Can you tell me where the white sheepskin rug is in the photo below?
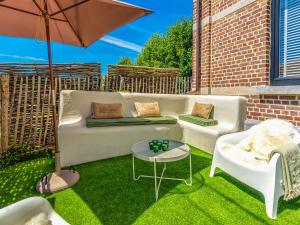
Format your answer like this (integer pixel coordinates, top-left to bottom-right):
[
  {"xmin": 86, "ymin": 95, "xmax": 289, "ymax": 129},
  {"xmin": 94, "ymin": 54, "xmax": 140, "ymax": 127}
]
[
  {"xmin": 242, "ymin": 119, "xmax": 297, "ymax": 160},
  {"xmin": 222, "ymin": 119, "xmax": 299, "ymax": 161},
  {"xmin": 24, "ymin": 212, "xmax": 51, "ymax": 225}
]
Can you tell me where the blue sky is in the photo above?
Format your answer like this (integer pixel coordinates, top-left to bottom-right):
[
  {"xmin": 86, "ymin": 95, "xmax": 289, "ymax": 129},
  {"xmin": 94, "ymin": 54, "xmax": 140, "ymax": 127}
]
[{"xmin": 0, "ymin": 0, "xmax": 192, "ymax": 73}]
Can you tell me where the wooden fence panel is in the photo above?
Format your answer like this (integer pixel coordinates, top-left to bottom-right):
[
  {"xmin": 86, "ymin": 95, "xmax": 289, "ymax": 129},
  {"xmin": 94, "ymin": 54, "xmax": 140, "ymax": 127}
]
[
  {"xmin": 0, "ymin": 63, "xmax": 101, "ymax": 150},
  {"xmin": 106, "ymin": 75, "xmax": 191, "ymax": 94},
  {"xmin": 3, "ymin": 75, "xmax": 99, "ymax": 148}
]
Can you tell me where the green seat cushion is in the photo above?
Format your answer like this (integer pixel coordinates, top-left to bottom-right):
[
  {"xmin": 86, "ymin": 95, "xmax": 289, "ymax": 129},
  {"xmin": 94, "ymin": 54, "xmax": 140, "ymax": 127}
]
[
  {"xmin": 86, "ymin": 116, "xmax": 177, "ymax": 128},
  {"xmin": 179, "ymin": 115, "xmax": 218, "ymax": 126}
]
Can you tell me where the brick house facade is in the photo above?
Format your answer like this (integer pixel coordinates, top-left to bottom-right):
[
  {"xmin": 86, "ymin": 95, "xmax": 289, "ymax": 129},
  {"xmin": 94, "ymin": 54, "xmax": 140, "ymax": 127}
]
[{"xmin": 192, "ymin": 0, "xmax": 300, "ymax": 126}]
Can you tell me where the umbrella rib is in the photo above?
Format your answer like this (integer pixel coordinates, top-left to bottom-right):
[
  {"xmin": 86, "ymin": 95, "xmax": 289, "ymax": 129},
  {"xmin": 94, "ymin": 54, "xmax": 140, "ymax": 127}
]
[
  {"xmin": 0, "ymin": 3, "xmax": 68, "ymax": 23},
  {"xmin": 52, "ymin": 0, "xmax": 85, "ymax": 47},
  {"xmin": 32, "ymin": 0, "xmax": 44, "ymax": 15},
  {"xmin": 0, "ymin": 4, "xmax": 41, "ymax": 17},
  {"xmin": 50, "ymin": 0, "xmax": 90, "ymax": 17}
]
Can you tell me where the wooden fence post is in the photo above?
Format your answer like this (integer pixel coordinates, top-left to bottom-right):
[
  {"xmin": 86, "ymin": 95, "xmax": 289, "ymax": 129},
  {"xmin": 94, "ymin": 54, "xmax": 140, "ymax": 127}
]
[
  {"xmin": 97, "ymin": 63, "xmax": 101, "ymax": 90},
  {"xmin": 1, "ymin": 74, "xmax": 9, "ymax": 152}
]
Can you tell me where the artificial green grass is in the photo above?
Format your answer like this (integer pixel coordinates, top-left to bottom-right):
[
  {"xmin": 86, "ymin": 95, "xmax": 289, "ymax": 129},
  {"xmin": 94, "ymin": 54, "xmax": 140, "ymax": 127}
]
[{"xmin": 1, "ymin": 148, "xmax": 300, "ymax": 225}]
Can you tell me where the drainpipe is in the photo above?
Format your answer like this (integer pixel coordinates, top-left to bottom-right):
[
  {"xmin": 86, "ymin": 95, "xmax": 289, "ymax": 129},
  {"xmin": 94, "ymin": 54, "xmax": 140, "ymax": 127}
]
[
  {"xmin": 208, "ymin": 0, "xmax": 212, "ymax": 95},
  {"xmin": 195, "ymin": 0, "xmax": 201, "ymax": 93}
]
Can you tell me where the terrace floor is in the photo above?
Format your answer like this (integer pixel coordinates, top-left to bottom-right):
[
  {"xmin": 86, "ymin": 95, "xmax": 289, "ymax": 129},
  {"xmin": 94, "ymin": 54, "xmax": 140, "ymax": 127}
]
[{"xmin": 0, "ymin": 148, "xmax": 299, "ymax": 225}]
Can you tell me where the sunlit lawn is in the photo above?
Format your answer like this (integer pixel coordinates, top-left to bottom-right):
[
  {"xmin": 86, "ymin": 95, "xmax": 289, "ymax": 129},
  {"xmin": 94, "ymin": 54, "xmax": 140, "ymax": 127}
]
[{"xmin": 1, "ymin": 148, "xmax": 300, "ymax": 225}]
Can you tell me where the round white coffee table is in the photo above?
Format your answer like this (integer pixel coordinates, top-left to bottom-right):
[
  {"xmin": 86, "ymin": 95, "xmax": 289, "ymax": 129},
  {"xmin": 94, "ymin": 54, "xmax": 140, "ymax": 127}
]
[{"xmin": 132, "ymin": 140, "xmax": 192, "ymax": 201}]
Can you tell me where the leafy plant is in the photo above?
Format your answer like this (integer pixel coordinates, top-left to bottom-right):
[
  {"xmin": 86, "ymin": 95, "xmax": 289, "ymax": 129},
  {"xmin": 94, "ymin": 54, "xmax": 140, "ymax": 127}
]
[
  {"xmin": 118, "ymin": 18, "xmax": 192, "ymax": 77},
  {"xmin": 136, "ymin": 18, "xmax": 192, "ymax": 77},
  {"xmin": 117, "ymin": 56, "xmax": 134, "ymax": 65}
]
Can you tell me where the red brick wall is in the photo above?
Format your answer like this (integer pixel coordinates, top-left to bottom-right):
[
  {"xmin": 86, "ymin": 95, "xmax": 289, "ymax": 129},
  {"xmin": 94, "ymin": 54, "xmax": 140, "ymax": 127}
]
[
  {"xmin": 211, "ymin": 0, "xmax": 270, "ymax": 87},
  {"xmin": 192, "ymin": 0, "xmax": 300, "ymax": 126},
  {"xmin": 247, "ymin": 95, "xmax": 300, "ymax": 126},
  {"xmin": 212, "ymin": 0, "xmax": 241, "ymax": 14}
]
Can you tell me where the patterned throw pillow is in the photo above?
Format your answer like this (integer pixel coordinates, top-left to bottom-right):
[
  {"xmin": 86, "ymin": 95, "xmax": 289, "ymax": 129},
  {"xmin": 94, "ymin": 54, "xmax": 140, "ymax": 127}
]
[
  {"xmin": 191, "ymin": 102, "xmax": 214, "ymax": 119},
  {"xmin": 134, "ymin": 102, "xmax": 161, "ymax": 117},
  {"xmin": 91, "ymin": 103, "xmax": 123, "ymax": 119}
]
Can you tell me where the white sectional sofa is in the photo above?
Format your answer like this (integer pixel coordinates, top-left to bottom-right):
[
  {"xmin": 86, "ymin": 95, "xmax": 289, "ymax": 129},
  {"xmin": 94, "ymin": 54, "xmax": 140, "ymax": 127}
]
[{"xmin": 59, "ymin": 91, "xmax": 246, "ymax": 167}]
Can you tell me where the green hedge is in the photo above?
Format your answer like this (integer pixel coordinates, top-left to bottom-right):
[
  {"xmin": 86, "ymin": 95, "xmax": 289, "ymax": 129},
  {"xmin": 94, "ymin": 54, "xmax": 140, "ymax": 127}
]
[{"xmin": 0, "ymin": 144, "xmax": 54, "ymax": 168}]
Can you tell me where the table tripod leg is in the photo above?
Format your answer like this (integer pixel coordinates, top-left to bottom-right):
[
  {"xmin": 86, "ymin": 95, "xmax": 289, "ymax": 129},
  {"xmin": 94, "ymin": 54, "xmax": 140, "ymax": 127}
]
[
  {"xmin": 189, "ymin": 152, "xmax": 193, "ymax": 186},
  {"xmin": 154, "ymin": 159, "xmax": 158, "ymax": 201},
  {"xmin": 132, "ymin": 155, "xmax": 138, "ymax": 181}
]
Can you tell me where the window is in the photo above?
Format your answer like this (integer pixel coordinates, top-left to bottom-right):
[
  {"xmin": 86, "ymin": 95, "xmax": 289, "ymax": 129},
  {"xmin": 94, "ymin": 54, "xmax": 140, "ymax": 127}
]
[{"xmin": 271, "ymin": 0, "xmax": 300, "ymax": 85}]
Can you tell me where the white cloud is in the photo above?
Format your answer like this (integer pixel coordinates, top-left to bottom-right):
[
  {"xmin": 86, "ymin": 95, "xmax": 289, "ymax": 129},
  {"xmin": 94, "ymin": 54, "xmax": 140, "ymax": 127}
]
[
  {"xmin": 127, "ymin": 25, "xmax": 152, "ymax": 35},
  {"xmin": 101, "ymin": 35, "xmax": 143, "ymax": 53},
  {"xmin": 0, "ymin": 53, "xmax": 47, "ymax": 61}
]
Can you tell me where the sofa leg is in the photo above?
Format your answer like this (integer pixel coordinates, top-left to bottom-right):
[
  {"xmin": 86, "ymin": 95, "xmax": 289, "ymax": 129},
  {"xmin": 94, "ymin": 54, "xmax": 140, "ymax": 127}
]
[{"xmin": 265, "ymin": 193, "xmax": 280, "ymax": 219}]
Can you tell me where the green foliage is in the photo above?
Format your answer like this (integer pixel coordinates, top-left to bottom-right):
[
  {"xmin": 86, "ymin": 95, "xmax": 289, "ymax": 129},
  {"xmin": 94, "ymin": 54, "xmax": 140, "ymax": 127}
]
[
  {"xmin": 117, "ymin": 18, "xmax": 192, "ymax": 76},
  {"xmin": 136, "ymin": 34, "xmax": 166, "ymax": 68},
  {"xmin": 137, "ymin": 18, "xmax": 193, "ymax": 76},
  {"xmin": 0, "ymin": 144, "xmax": 54, "ymax": 168},
  {"xmin": 117, "ymin": 56, "xmax": 134, "ymax": 65}
]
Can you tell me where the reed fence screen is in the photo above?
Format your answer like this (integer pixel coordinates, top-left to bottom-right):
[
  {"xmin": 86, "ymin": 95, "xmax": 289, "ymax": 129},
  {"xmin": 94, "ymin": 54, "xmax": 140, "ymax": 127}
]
[
  {"xmin": 0, "ymin": 63, "xmax": 191, "ymax": 151},
  {"xmin": 104, "ymin": 75, "xmax": 191, "ymax": 94},
  {"xmin": 105, "ymin": 65, "xmax": 191, "ymax": 94},
  {"xmin": 0, "ymin": 63, "xmax": 100, "ymax": 151}
]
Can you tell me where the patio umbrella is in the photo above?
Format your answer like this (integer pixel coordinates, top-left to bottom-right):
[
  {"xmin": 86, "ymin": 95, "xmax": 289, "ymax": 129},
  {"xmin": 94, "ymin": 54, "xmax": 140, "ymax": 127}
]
[{"xmin": 0, "ymin": 0, "xmax": 151, "ymax": 193}]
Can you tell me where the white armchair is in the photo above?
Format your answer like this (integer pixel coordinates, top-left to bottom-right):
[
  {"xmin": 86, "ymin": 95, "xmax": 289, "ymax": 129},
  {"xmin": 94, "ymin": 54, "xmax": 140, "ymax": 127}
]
[
  {"xmin": 210, "ymin": 130, "xmax": 300, "ymax": 219},
  {"xmin": 0, "ymin": 197, "xmax": 69, "ymax": 225}
]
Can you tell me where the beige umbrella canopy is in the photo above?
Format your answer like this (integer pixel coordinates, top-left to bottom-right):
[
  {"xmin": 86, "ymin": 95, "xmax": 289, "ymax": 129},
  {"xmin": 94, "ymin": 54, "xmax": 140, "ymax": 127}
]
[
  {"xmin": 0, "ymin": 0, "xmax": 152, "ymax": 193},
  {"xmin": 0, "ymin": 0, "xmax": 151, "ymax": 47}
]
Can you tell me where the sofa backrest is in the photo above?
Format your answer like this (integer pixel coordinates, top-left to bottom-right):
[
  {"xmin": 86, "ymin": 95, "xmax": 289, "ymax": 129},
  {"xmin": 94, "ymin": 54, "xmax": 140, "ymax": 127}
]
[
  {"xmin": 59, "ymin": 90, "xmax": 246, "ymax": 130},
  {"xmin": 187, "ymin": 95, "xmax": 246, "ymax": 131}
]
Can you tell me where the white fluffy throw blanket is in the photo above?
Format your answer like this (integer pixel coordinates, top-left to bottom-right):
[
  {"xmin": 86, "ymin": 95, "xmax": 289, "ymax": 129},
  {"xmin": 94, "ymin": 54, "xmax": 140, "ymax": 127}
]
[
  {"xmin": 239, "ymin": 119, "xmax": 298, "ymax": 160},
  {"xmin": 223, "ymin": 119, "xmax": 300, "ymax": 200},
  {"xmin": 24, "ymin": 213, "xmax": 51, "ymax": 225}
]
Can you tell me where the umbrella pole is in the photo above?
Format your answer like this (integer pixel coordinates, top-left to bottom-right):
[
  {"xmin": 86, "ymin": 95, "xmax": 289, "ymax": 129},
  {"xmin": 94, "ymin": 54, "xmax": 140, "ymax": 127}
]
[
  {"xmin": 36, "ymin": 12, "xmax": 79, "ymax": 193},
  {"xmin": 45, "ymin": 14, "xmax": 61, "ymax": 176}
]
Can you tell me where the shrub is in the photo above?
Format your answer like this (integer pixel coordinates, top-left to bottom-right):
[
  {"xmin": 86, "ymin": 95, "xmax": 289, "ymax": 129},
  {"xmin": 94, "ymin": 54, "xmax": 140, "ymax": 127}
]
[
  {"xmin": 117, "ymin": 56, "xmax": 134, "ymax": 65},
  {"xmin": 0, "ymin": 144, "xmax": 54, "ymax": 168},
  {"xmin": 136, "ymin": 18, "xmax": 192, "ymax": 77}
]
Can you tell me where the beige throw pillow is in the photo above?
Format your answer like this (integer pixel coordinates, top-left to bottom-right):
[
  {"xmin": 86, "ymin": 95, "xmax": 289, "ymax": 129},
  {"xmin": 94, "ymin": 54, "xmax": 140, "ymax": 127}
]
[
  {"xmin": 135, "ymin": 102, "xmax": 161, "ymax": 117},
  {"xmin": 91, "ymin": 102, "xmax": 123, "ymax": 119},
  {"xmin": 191, "ymin": 102, "xmax": 213, "ymax": 119}
]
